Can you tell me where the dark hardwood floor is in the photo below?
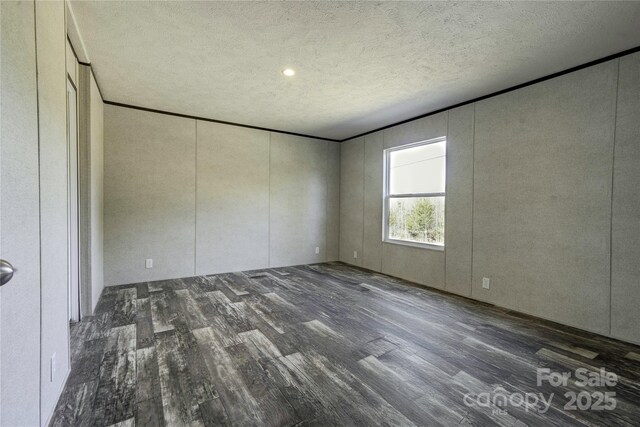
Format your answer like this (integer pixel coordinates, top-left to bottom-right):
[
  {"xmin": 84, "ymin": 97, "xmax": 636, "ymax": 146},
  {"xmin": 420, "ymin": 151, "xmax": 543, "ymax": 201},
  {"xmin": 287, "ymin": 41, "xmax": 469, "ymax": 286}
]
[{"xmin": 50, "ymin": 262, "xmax": 640, "ymax": 426}]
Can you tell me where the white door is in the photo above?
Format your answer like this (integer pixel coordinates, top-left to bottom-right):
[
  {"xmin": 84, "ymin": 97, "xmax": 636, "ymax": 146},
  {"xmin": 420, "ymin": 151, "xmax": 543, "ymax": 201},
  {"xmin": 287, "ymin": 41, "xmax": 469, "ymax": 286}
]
[
  {"xmin": 67, "ymin": 79, "xmax": 80, "ymax": 322},
  {"xmin": 0, "ymin": 1, "xmax": 43, "ymax": 425}
]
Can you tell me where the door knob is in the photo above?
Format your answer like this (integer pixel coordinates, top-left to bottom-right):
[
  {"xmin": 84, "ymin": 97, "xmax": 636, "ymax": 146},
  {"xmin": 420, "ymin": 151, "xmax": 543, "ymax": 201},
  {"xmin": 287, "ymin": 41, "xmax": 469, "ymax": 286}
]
[{"xmin": 0, "ymin": 259, "xmax": 14, "ymax": 286}]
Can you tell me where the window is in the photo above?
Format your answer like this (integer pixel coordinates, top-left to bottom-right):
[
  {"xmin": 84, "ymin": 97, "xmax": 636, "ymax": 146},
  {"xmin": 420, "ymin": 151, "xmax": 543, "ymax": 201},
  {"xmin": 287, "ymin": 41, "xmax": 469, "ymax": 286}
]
[{"xmin": 383, "ymin": 137, "xmax": 446, "ymax": 249}]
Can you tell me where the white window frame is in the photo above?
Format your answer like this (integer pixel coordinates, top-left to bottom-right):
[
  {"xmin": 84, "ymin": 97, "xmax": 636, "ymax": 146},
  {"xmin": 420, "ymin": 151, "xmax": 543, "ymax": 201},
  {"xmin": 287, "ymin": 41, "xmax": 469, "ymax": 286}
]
[{"xmin": 382, "ymin": 136, "xmax": 446, "ymax": 251}]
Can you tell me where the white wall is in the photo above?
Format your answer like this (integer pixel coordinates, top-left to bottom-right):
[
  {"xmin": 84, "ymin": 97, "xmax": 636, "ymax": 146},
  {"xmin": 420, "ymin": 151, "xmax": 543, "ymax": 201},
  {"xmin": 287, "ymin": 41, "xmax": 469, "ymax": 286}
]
[
  {"xmin": 78, "ymin": 63, "xmax": 105, "ymax": 315},
  {"xmin": 269, "ymin": 133, "xmax": 330, "ymax": 267},
  {"xmin": 1, "ymin": 2, "xmax": 87, "ymax": 423},
  {"xmin": 339, "ymin": 137, "xmax": 364, "ymax": 265},
  {"xmin": 104, "ymin": 106, "xmax": 196, "ymax": 285},
  {"xmin": 340, "ymin": 53, "xmax": 640, "ymax": 345},
  {"xmin": 611, "ymin": 53, "xmax": 640, "ymax": 344},
  {"xmin": 104, "ymin": 105, "xmax": 340, "ymax": 285},
  {"xmin": 472, "ymin": 61, "xmax": 617, "ymax": 336},
  {"xmin": 89, "ymin": 73, "xmax": 104, "ymax": 311},
  {"xmin": 326, "ymin": 141, "xmax": 341, "ymax": 261},
  {"xmin": 0, "ymin": 4, "xmax": 105, "ymax": 423},
  {"xmin": 0, "ymin": 2, "xmax": 42, "ymax": 424},
  {"xmin": 361, "ymin": 132, "xmax": 383, "ymax": 272},
  {"xmin": 36, "ymin": 1, "xmax": 71, "ymax": 423},
  {"xmin": 196, "ymin": 122, "xmax": 270, "ymax": 274},
  {"xmin": 443, "ymin": 104, "xmax": 474, "ymax": 297}
]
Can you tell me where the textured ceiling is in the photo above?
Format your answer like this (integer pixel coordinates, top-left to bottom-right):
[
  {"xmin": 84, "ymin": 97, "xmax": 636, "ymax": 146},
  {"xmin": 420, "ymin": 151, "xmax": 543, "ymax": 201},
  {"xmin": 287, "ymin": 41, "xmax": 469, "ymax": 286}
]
[{"xmin": 70, "ymin": 1, "xmax": 640, "ymax": 141}]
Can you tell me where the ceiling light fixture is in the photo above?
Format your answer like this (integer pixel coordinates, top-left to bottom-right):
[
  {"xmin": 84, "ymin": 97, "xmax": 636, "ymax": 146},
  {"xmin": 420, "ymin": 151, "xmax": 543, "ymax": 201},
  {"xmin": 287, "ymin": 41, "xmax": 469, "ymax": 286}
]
[{"xmin": 282, "ymin": 68, "xmax": 295, "ymax": 77}]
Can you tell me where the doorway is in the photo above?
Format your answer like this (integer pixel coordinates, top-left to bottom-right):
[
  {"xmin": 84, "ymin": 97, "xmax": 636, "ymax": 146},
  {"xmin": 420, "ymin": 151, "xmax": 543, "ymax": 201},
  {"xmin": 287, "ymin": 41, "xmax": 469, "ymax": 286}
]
[{"xmin": 67, "ymin": 78, "xmax": 80, "ymax": 322}]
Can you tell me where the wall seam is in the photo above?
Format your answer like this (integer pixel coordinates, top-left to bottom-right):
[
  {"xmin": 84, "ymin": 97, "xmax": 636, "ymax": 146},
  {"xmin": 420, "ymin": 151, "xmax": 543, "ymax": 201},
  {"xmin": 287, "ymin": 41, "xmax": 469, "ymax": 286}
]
[
  {"xmin": 470, "ymin": 102, "xmax": 476, "ymax": 299},
  {"xmin": 325, "ymin": 142, "xmax": 329, "ymax": 262},
  {"xmin": 268, "ymin": 132, "xmax": 272, "ymax": 267},
  {"xmin": 337, "ymin": 143, "xmax": 342, "ymax": 265},
  {"xmin": 361, "ymin": 137, "xmax": 365, "ymax": 268},
  {"xmin": 194, "ymin": 120, "xmax": 198, "ymax": 275},
  {"xmin": 33, "ymin": 0, "xmax": 43, "ymax": 423},
  {"xmin": 379, "ymin": 134, "xmax": 384, "ymax": 272},
  {"xmin": 609, "ymin": 59, "xmax": 621, "ymax": 337},
  {"xmin": 86, "ymin": 68, "xmax": 92, "ymax": 315}
]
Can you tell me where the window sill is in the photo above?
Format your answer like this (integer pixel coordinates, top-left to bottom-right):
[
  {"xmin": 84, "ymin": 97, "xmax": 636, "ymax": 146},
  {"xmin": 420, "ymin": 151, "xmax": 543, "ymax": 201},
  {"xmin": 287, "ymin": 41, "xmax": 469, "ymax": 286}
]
[{"xmin": 383, "ymin": 239, "xmax": 445, "ymax": 252}]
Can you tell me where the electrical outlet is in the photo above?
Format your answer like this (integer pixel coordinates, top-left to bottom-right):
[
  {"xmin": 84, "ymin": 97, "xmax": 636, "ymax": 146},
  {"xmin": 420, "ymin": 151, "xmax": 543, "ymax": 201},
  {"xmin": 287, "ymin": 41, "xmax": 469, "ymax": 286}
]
[
  {"xmin": 315, "ymin": 247, "xmax": 320, "ymax": 254},
  {"xmin": 353, "ymin": 251, "xmax": 358, "ymax": 259},
  {"xmin": 482, "ymin": 277, "xmax": 490, "ymax": 289},
  {"xmin": 50, "ymin": 353, "xmax": 56, "ymax": 382},
  {"xmin": 145, "ymin": 258, "xmax": 153, "ymax": 269}
]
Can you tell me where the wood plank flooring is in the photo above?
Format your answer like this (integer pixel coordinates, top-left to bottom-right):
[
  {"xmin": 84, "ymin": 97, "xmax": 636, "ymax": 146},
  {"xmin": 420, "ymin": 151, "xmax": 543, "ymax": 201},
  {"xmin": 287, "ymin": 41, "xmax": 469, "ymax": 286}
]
[{"xmin": 50, "ymin": 262, "xmax": 640, "ymax": 426}]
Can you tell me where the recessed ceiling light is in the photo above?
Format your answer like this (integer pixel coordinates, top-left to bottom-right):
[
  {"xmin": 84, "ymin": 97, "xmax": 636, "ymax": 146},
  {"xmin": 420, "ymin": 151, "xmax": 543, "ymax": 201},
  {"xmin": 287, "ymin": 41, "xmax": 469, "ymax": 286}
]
[{"xmin": 282, "ymin": 68, "xmax": 295, "ymax": 77}]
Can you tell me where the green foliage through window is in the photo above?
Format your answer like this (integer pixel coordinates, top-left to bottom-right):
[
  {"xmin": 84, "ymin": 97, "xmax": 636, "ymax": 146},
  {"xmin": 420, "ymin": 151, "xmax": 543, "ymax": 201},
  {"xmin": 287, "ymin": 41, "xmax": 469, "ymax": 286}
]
[{"xmin": 388, "ymin": 197, "xmax": 444, "ymax": 245}]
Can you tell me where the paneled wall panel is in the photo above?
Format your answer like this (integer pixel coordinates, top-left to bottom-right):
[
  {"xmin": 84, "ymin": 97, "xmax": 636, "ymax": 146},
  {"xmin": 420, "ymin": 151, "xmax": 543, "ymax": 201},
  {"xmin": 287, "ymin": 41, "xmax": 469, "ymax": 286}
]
[
  {"xmin": 0, "ymin": 2, "xmax": 41, "ymax": 424},
  {"xmin": 269, "ymin": 134, "xmax": 328, "ymax": 267},
  {"xmin": 381, "ymin": 243, "xmax": 445, "ymax": 288},
  {"xmin": 472, "ymin": 61, "xmax": 617, "ymax": 335},
  {"xmin": 196, "ymin": 122, "xmax": 269, "ymax": 274},
  {"xmin": 444, "ymin": 105, "xmax": 474, "ymax": 297},
  {"xmin": 326, "ymin": 141, "xmax": 341, "ymax": 261},
  {"xmin": 362, "ymin": 132, "xmax": 383, "ymax": 272},
  {"xmin": 89, "ymin": 74, "xmax": 105, "ymax": 311},
  {"xmin": 611, "ymin": 53, "xmax": 640, "ymax": 344},
  {"xmin": 36, "ymin": 1, "xmax": 71, "ymax": 422},
  {"xmin": 339, "ymin": 137, "xmax": 364, "ymax": 266},
  {"xmin": 104, "ymin": 106, "xmax": 196, "ymax": 285}
]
